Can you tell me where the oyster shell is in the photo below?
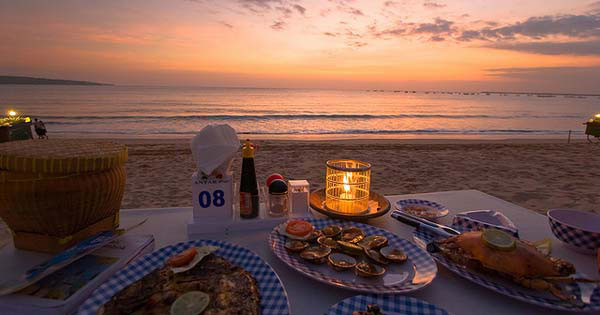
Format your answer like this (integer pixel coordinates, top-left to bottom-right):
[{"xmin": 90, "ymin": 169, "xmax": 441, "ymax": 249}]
[
  {"xmin": 284, "ymin": 240, "xmax": 309, "ymax": 252},
  {"xmin": 321, "ymin": 225, "xmax": 342, "ymax": 238},
  {"xmin": 340, "ymin": 226, "xmax": 365, "ymax": 243},
  {"xmin": 337, "ymin": 240, "xmax": 364, "ymax": 256},
  {"xmin": 328, "ymin": 253, "xmax": 357, "ymax": 271},
  {"xmin": 355, "ymin": 261, "xmax": 386, "ymax": 277},
  {"xmin": 364, "ymin": 248, "xmax": 389, "ymax": 265},
  {"xmin": 317, "ymin": 236, "xmax": 339, "ymax": 249},
  {"xmin": 380, "ymin": 246, "xmax": 408, "ymax": 263},
  {"xmin": 358, "ymin": 235, "xmax": 388, "ymax": 250},
  {"xmin": 304, "ymin": 230, "xmax": 323, "ymax": 242},
  {"xmin": 299, "ymin": 246, "xmax": 331, "ymax": 264}
]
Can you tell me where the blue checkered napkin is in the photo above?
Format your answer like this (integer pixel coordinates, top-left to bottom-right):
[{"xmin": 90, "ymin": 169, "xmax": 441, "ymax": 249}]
[
  {"xmin": 326, "ymin": 294, "xmax": 451, "ymax": 315},
  {"xmin": 395, "ymin": 199, "xmax": 449, "ymax": 219},
  {"xmin": 451, "ymin": 215, "xmax": 520, "ymax": 238},
  {"xmin": 548, "ymin": 217, "xmax": 600, "ymax": 251},
  {"xmin": 413, "ymin": 228, "xmax": 600, "ymax": 312},
  {"xmin": 78, "ymin": 240, "xmax": 290, "ymax": 315},
  {"xmin": 269, "ymin": 217, "xmax": 437, "ymax": 294}
]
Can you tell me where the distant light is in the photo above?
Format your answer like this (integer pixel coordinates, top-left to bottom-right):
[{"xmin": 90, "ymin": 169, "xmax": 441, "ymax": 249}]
[
  {"xmin": 8, "ymin": 110, "xmax": 17, "ymax": 117},
  {"xmin": 596, "ymin": 113, "xmax": 600, "ymax": 118}
]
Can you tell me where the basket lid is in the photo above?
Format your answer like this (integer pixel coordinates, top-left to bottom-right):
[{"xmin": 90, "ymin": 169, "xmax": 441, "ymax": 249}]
[{"xmin": 0, "ymin": 139, "xmax": 128, "ymax": 174}]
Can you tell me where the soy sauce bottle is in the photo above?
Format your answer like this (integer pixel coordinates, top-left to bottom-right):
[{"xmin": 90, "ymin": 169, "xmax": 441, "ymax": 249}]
[{"xmin": 240, "ymin": 139, "xmax": 259, "ymax": 219}]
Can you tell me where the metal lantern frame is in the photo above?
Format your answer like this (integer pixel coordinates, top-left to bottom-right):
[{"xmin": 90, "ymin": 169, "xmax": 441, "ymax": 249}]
[{"xmin": 325, "ymin": 159, "xmax": 371, "ymax": 214}]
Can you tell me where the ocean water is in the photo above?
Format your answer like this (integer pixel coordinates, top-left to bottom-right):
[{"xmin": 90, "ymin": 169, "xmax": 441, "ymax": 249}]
[{"xmin": 1, "ymin": 85, "xmax": 598, "ymax": 139}]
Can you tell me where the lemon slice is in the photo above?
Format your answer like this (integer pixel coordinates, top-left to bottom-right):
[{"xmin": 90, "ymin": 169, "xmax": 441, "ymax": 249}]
[
  {"xmin": 531, "ymin": 239, "xmax": 552, "ymax": 256},
  {"xmin": 481, "ymin": 229, "xmax": 515, "ymax": 251},
  {"xmin": 170, "ymin": 291, "xmax": 210, "ymax": 315}
]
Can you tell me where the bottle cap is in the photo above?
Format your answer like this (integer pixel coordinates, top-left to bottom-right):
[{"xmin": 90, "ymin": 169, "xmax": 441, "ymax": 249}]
[
  {"xmin": 242, "ymin": 139, "xmax": 255, "ymax": 158},
  {"xmin": 269, "ymin": 179, "xmax": 288, "ymax": 194},
  {"xmin": 266, "ymin": 173, "xmax": 284, "ymax": 187}
]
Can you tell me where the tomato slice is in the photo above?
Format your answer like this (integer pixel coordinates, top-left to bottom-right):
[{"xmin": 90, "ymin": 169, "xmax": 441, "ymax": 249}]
[
  {"xmin": 286, "ymin": 220, "xmax": 313, "ymax": 237},
  {"xmin": 167, "ymin": 248, "xmax": 198, "ymax": 267}
]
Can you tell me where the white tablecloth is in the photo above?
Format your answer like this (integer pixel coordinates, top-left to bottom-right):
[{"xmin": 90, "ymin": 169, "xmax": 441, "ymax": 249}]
[{"xmin": 1, "ymin": 190, "xmax": 597, "ymax": 314}]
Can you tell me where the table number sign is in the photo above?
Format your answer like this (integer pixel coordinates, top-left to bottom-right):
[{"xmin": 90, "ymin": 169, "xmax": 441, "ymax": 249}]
[{"xmin": 191, "ymin": 172, "xmax": 233, "ymax": 222}]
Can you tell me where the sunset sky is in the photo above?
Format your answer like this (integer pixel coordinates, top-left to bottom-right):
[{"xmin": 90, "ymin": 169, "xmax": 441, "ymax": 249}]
[{"xmin": 1, "ymin": 0, "xmax": 600, "ymax": 92}]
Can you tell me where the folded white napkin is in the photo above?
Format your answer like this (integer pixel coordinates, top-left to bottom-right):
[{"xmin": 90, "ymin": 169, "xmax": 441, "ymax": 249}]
[{"xmin": 190, "ymin": 124, "xmax": 240, "ymax": 176}]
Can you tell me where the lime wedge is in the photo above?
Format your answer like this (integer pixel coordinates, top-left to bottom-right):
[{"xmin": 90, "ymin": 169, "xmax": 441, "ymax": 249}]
[
  {"xmin": 481, "ymin": 229, "xmax": 515, "ymax": 251},
  {"xmin": 531, "ymin": 238, "xmax": 552, "ymax": 256},
  {"xmin": 170, "ymin": 291, "xmax": 210, "ymax": 315}
]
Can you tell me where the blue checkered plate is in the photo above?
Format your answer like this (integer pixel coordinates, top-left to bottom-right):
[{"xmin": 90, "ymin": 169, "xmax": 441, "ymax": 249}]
[
  {"xmin": 395, "ymin": 199, "xmax": 449, "ymax": 220},
  {"xmin": 326, "ymin": 294, "xmax": 451, "ymax": 315},
  {"xmin": 413, "ymin": 228, "xmax": 600, "ymax": 312},
  {"xmin": 78, "ymin": 239, "xmax": 290, "ymax": 315},
  {"xmin": 269, "ymin": 217, "xmax": 437, "ymax": 293}
]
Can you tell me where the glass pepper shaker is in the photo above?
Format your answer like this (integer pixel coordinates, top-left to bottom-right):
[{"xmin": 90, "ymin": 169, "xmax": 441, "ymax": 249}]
[{"xmin": 268, "ymin": 179, "xmax": 288, "ymax": 217}]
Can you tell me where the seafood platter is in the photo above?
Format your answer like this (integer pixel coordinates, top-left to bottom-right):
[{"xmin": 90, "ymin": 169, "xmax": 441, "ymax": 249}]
[
  {"xmin": 269, "ymin": 218, "xmax": 437, "ymax": 293},
  {"xmin": 415, "ymin": 227, "xmax": 600, "ymax": 312},
  {"xmin": 79, "ymin": 240, "xmax": 290, "ymax": 315}
]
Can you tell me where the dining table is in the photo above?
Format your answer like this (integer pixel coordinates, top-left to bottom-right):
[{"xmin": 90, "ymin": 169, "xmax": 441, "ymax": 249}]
[{"xmin": 0, "ymin": 189, "xmax": 598, "ymax": 314}]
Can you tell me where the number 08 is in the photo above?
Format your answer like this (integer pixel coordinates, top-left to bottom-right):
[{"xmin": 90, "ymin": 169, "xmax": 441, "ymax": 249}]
[{"xmin": 199, "ymin": 190, "xmax": 225, "ymax": 208}]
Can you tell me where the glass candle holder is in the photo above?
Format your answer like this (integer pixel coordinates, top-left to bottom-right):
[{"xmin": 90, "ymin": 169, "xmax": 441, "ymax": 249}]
[{"xmin": 325, "ymin": 160, "xmax": 371, "ymax": 214}]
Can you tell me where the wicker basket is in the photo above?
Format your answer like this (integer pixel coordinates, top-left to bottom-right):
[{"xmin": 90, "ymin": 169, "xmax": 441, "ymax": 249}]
[{"xmin": 0, "ymin": 139, "xmax": 128, "ymax": 253}]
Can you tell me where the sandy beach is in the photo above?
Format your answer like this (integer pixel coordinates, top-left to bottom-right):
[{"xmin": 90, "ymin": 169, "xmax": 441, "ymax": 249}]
[
  {"xmin": 118, "ymin": 138, "xmax": 599, "ymax": 215},
  {"xmin": 1, "ymin": 138, "xmax": 599, "ymax": 249}
]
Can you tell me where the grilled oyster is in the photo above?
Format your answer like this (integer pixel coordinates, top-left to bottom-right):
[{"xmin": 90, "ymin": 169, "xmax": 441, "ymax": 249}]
[
  {"xmin": 321, "ymin": 225, "xmax": 342, "ymax": 238},
  {"xmin": 380, "ymin": 246, "xmax": 408, "ymax": 263},
  {"xmin": 337, "ymin": 240, "xmax": 364, "ymax": 256},
  {"xmin": 304, "ymin": 230, "xmax": 323, "ymax": 242},
  {"xmin": 341, "ymin": 226, "xmax": 365, "ymax": 243},
  {"xmin": 317, "ymin": 236, "xmax": 339, "ymax": 249},
  {"xmin": 355, "ymin": 261, "xmax": 386, "ymax": 277},
  {"xmin": 358, "ymin": 235, "xmax": 388, "ymax": 250},
  {"xmin": 284, "ymin": 240, "xmax": 309, "ymax": 252},
  {"xmin": 364, "ymin": 248, "xmax": 389, "ymax": 265},
  {"xmin": 328, "ymin": 253, "xmax": 357, "ymax": 271},
  {"xmin": 299, "ymin": 246, "xmax": 331, "ymax": 264}
]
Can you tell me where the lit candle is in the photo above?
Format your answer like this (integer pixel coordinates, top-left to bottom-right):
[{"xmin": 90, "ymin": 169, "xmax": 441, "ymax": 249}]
[{"xmin": 338, "ymin": 173, "xmax": 354, "ymax": 213}]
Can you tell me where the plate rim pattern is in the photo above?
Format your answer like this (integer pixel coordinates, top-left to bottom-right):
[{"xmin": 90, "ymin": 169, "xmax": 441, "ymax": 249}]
[{"xmin": 326, "ymin": 294, "xmax": 452, "ymax": 315}]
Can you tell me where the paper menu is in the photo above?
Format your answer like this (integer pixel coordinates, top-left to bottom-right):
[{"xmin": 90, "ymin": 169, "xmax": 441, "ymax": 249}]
[{"xmin": 0, "ymin": 234, "xmax": 154, "ymax": 315}]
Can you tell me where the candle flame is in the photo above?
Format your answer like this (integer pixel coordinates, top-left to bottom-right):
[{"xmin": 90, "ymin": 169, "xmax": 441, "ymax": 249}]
[{"xmin": 343, "ymin": 174, "xmax": 350, "ymax": 192}]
